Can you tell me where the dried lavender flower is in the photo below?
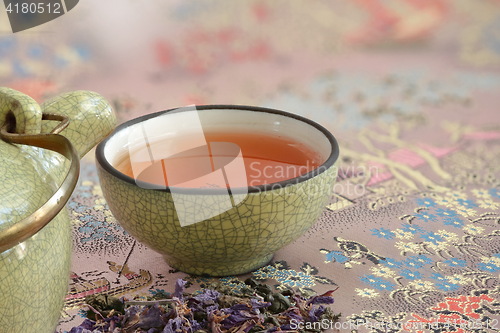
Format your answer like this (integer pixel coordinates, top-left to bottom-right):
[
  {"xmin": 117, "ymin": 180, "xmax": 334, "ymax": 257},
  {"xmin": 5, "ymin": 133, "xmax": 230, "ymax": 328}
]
[{"xmin": 67, "ymin": 278, "xmax": 339, "ymax": 333}]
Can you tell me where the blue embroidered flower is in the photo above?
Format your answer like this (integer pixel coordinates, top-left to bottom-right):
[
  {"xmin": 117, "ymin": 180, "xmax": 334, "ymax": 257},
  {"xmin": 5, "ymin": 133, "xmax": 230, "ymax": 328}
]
[
  {"xmin": 443, "ymin": 258, "xmax": 466, "ymax": 267},
  {"xmin": 429, "ymin": 273, "xmax": 446, "ymax": 281},
  {"xmin": 455, "ymin": 198, "xmax": 478, "ymax": 209},
  {"xmin": 478, "ymin": 262, "xmax": 500, "ymax": 272},
  {"xmin": 78, "ymin": 214, "xmax": 95, "ymax": 223},
  {"xmin": 68, "ymin": 200, "xmax": 88, "ymax": 213},
  {"xmin": 489, "ymin": 188, "xmax": 500, "ymax": 199},
  {"xmin": 381, "ymin": 258, "xmax": 402, "ymax": 268},
  {"xmin": 79, "ymin": 227, "xmax": 116, "ymax": 243},
  {"xmin": 477, "ymin": 256, "xmax": 500, "ymax": 273},
  {"xmin": 253, "ymin": 264, "xmax": 279, "ymax": 279},
  {"xmin": 414, "ymin": 212, "xmax": 437, "ymax": 222},
  {"xmin": 421, "ymin": 232, "xmax": 445, "ymax": 245},
  {"xmin": 400, "ymin": 269, "xmax": 423, "ymax": 280},
  {"xmin": 401, "ymin": 224, "xmax": 425, "ymax": 235},
  {"xmin": 416, "ymin": 198, "xmax": 436, "ymax": 207},
  {"xmin": 435, "ymin": 281, "xmax": 460, "ymax": 291},
  {"xmin": 149, "ymin": 288, "xmax": 169, "ymax": 298},
  {"xmin": 371, "ymin": 228, "xmax": 395, "ymax": 240},
  {"xmin": 434, "ymin": 208, "xmax": 459, "ymax": 219},
  {"xmin": 217, "ymin": 277, "xmax": 248, "ymax": 295},
  {"xmin": 77, "ymin": 308, "xmax": 88, "ymax": 318},
  {"xmin": 360, "ymin": 275, "xmax": 395, "ymax": 291},
  {"xmin": 403, "ymin": 255, "xmax": 433, "ymax": 269},
  {"xmin": 275, "ymin": 270, "xmax": 316, "ymax": 288},
  {"xmin": 443, "ymin": 217, "xmax": 464, "ymax": 228},
  {"xmin": 323, "ymin": 250, "xmax": 350, "ymax": 263}
]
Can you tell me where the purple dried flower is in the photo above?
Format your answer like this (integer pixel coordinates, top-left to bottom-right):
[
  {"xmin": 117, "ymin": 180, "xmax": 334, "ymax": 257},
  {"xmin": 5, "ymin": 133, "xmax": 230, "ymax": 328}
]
[
  {"xmin": 141, "ymin": 304, "xmax": 166, "ymax": 327},
  {"xmin": 282, "ymin": 307, "xmax": 303, "ymax": 322},
  {"xmin": 204, "ymin": 304, "xmax": 219, "ymax": 315},
  {"xmin": 68, "ymin": 319, "xmax": 97, "ymax": 333},
  {"xmin": 218, "ymin": 302, "xmax": 266, "ymax": 332},
  {"xmin": 162, "ymin": 316, "xmax": 188, "ymax": 333},
  {"xmin": 308, "ymin": 304, "xmax": 326, "ymax": 322},
  {"xmin": 228, "ymin": 303, "xmax": 252, "ymax": 312},
  {"xmin": 278, "ymin": 323, "xmax": 293, "ymax": 331},
  {"xmin": 173, "ymin": 279, "xmax": 187, "ymax": 299},
  {"xmin": 124, "ymin": 303, "xmax": 166, "ymax": 331},
  {"xmin": 306, "ymin": 295, "xmax": 335, "ymax": 305},
  {"xmin": 221, "ymin": 315, "xmax": 259, "ymax": 332},
  {"xmin": 68, "ymin": 327, "xmax": 93, "ymax": 333},
  {"xmin": 190, "ymin": 318, "xmax": 203, "ymax": 331},
  {"xmin": 186, "ymin": 289, "xmax": 221, "ymax": 327},
  {"xmin": 193, "ymin": 289, "xmax": 220, "ymax": 303},
  {"xmin": 106, "ymin": 315, "xmax": 121, "ymax": 331},
  {"xmin": 121, "ymin": 305, "xmax": 140, "ymax": 326},
  {"xmin": 250, "ymin": 298, "xmax": 271, "ymax": 310},
  {"xmin": 188, "ymin": 288, "xmax": 220, "ymax": 313},
  {"xmin": 67, "ymin": 279, "xmax": 338, "ymax": 333}
]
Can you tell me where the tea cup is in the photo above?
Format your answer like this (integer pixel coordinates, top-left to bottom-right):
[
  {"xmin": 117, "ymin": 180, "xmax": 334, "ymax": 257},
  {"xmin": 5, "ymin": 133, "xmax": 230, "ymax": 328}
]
[{"xmin": 96, "ymin": 105, "xmax": 339, "ymax": 276}]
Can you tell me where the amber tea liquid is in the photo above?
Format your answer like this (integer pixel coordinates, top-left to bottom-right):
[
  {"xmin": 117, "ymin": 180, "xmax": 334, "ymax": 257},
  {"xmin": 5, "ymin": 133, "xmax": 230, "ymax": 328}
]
[{"xmin": 115, "ymin": 130, "xmax": 322, "ymax": 188}]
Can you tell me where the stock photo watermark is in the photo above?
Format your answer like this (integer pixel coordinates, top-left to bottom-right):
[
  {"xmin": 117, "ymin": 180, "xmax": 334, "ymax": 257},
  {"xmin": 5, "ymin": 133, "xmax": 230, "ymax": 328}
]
[
  {"xmin": 3, "ymin": 0, "xmax": 79, "ymax": 32},
  {"xmin": 290, "ymin": 318, "xmax": 499, "ymax": 331}
]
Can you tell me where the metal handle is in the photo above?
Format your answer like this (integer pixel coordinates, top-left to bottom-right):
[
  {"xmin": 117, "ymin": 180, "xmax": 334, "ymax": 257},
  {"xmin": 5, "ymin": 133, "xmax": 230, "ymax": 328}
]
[{"xmin": 0, "ymin": 114, "xmax": 80, "ymax": 253}]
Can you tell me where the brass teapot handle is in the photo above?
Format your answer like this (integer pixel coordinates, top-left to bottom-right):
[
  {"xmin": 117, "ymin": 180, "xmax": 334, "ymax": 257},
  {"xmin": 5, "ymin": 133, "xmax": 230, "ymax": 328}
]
[{"xmin": 0, "ymin": 114, "xmax": 79, "ymax": 253}]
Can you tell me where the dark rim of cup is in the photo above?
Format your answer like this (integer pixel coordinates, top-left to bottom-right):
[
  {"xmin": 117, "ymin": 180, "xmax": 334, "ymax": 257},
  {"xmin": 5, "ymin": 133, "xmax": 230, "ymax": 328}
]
[{"xmin": 96, "ymin": 105, "xmax": 339, "ymax": 194}]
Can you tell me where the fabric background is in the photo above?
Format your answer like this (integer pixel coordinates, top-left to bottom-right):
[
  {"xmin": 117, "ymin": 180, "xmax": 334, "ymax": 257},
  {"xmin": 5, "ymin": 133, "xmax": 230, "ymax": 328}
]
[{"xmin": 1, "ymin": 1, "xmax": 500, "ymax": 332}]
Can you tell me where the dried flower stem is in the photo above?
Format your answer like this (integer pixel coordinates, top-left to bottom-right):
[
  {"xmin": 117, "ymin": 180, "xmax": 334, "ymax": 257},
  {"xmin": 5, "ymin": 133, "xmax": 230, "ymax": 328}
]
[{"xmin": 124, "ymin": 299, "xmax": 177, "ymax": 306}]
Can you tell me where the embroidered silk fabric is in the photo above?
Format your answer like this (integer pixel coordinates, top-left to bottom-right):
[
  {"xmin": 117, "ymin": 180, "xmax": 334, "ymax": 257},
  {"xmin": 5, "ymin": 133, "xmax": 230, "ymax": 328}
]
[{"xmin": 2, "ymin": 1, "xmax": 499, "ymax": 332}]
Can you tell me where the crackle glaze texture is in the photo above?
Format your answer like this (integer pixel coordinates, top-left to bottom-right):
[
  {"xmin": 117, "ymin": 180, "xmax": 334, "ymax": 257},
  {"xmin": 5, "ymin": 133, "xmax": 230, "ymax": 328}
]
[
  {"xmin": 98, "ymin": 160, "xmax": 338, "ymax": 276},
  {"xmin": 0, "ymin": 88, "xmax": 115, "ymax": 333}
]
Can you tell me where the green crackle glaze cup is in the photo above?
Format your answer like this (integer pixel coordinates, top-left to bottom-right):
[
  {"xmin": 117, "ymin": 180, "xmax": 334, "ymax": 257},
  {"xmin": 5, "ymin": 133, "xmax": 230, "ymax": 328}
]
[
  {"xmin": 0, "ymin": 87, "xmax": 116, "ymax": 333},
  {"xmin": 96, "ymin": 105, "xmax": 339, "ymax": 276}
]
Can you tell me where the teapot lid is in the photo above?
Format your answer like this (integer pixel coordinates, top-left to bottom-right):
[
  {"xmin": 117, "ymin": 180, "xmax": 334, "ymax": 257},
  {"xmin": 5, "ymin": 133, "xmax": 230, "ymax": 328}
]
[{"xmin": 0, "ymin": 87, "xmax": 115, "ymax": 252}]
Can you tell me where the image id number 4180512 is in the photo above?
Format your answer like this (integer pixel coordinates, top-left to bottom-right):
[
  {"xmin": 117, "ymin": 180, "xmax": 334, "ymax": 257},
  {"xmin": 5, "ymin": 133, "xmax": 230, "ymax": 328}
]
[{"xmin": 5, "ymin": 1, "xmax": 62, "ymax": 14}]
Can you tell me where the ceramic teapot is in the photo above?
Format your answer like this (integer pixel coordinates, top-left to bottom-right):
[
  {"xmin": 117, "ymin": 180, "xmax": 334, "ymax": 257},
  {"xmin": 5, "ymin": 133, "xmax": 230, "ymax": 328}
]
[{"xmin": 0, "ymin": 87, "xmax": 115, "ymax": 332}]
